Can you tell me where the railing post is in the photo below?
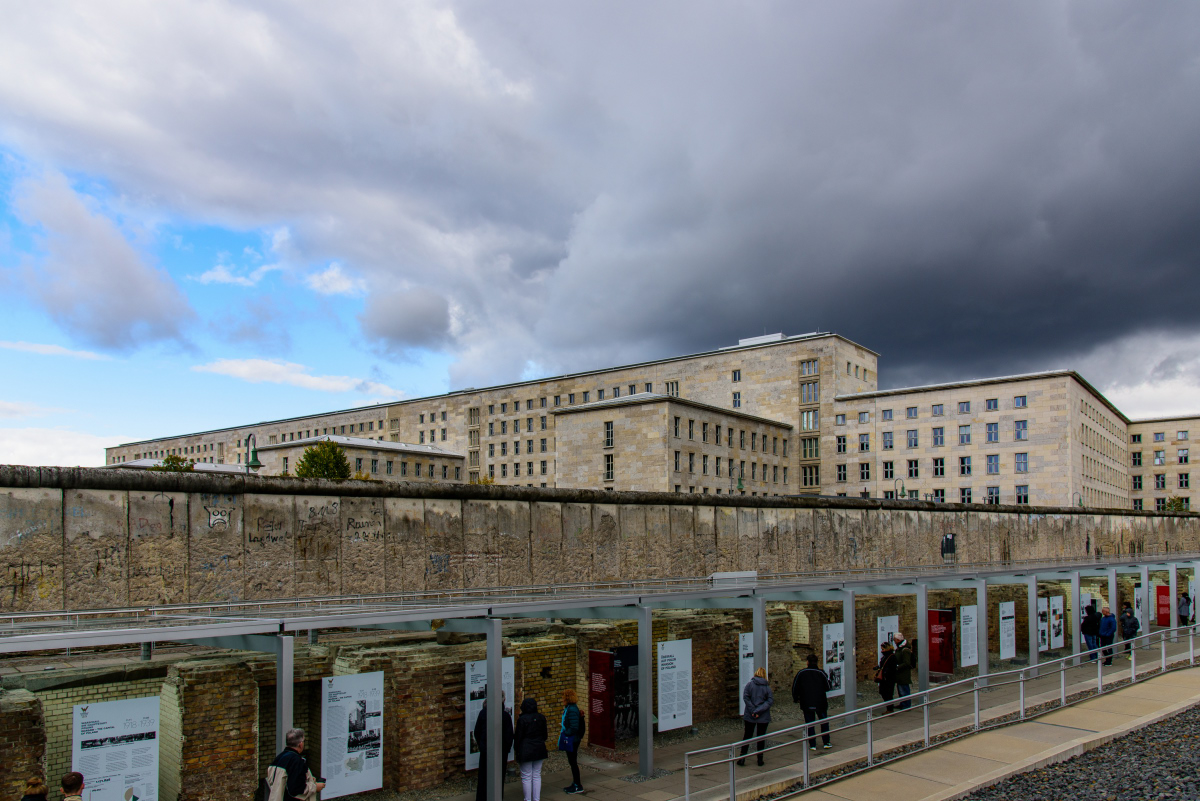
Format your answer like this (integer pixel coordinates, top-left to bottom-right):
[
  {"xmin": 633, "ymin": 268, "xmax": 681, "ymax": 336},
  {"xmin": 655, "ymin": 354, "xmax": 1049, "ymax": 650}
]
[
  {"xmin": 1190, "ymin": 628, "xmax": 1195, "ymax": 665},
  {"xmin": 1019, "ymin": 670, "xmax": 1026, "ymax": 719},
  {"xmin": 1059, "ymin": 660, "xmax": 1066, "ymax": 706},
  {"xmin": 729, "ymin": 747, "xmax": 736, "ymax": 801},
  {"xmin": 973, "ymin": 679, "xmax": 980, "ymax": 730},
  {"xmin": 923, "ymin": 691, "xmax": 930, "ymax": 747},
  {"xmin": 866, "ymin": 706, "xmax": 874, "ymax": 766},
  {"xmin": 1162, "ymin": 633, "xmax": 1168, "ymax": 672},
  {"xmin": 1131, "ymin": 638, "xmax": 1138, "ymax": 682},
  {"xmin": 684, "ymin": 754, "xmax": 690, "ymax": 801},
  {"xmin": 1097, "ymin": 647, "xmax": 1104, "ymax": 693},
  {"xmin": 802, "ymin": 737, "xmax": 810, "ymax": 787}
]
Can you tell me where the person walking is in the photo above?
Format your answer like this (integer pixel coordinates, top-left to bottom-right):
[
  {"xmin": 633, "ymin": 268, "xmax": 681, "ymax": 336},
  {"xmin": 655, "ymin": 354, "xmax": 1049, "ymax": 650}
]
[
  {"xmin": 20, "ymin": 776, "xmax": 49, "ymax": 801},
  {"xmin": 737, "ymin": 667, "xmax": 774, "ymax": 767},
  {"xmin": 267, "ymin": 728, "xmax": 324, "ymax": 801},
  {"xmin": 474, "ymin": 694, "xmax": 515, "ymax": 801},
  {"xmin": 1099, "ymin": 606, "xmax": 1117, "ymax": 665},
  {"xmin": 791, "ymin": 654, "xmax": 832, "ymax": 750},
  {"xmin": 1179, "ymin": 593, "xmax": 1192, "ymax": 629},
  {"xmin": 875, "ymin": 641, "xmax": 897, "ymax": 712},
  {"xmin": 558, "ymin": 688, "xmax": 585, "ymax": 794},
  {"xmin": 59, "ymin": 773, "xmax": 85, "ymax": 801},
  {"xmin": 893, "ymin": 633, "xmax": 914, "ymax": 710},
  {"xmin": 1081, "ymin": 603, "xmax": 1101, "ymax": 660},
  {"xmin": 514, "ymin": 696, "xmax": 549, "ymax": 801},
  {"xmin": 1120, "ymin": 603, "xmax": 1141, "ymax": 655}
]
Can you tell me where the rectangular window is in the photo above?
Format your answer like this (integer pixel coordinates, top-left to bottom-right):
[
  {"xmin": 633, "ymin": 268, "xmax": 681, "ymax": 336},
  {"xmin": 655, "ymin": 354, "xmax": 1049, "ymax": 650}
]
[
  {"xmin": 802, "ymin": 465, "xmax": 820, "ymax": 486},
  {"xmin": 401, "ymin": 461, "xmax": 409, "ymax": 477},
  {"xmin": 958, "ymin": 401, "xmax": 970, "ymax": 414},
  {"xmin": 500, "ymin": 402, "xmax": 508, "ymax": 414},
  {"xmin": 716, "ymin": 424, "xmax": 723, "ymax": 443},
  {"xmin": 1015, "ymin": 452, "xmax": 1029, "ymax": 473},
  {"xmin": 702, "ymin": 422, "xmax": 709, "ymax": 443},
  {"xmin": 1132, "ymin": 452, "xmax": 1142, "ymax": 467},
  {"xmin": 1015, "ymin": 485, "xmax": 1029, "ymax": 504},
  {"xmin": 837, "ymin": 464, "xmax": 847, "ymax": 482},
  {"xmin": 751, "ymin": 463, "xmax": 757, "ymax": 480},
  {"xmin": 702, "ymin": 454, "xmax": 709, "ymax": 475},
  {"xmin": 645, "ymin": 382, "xmax": 653, "ymax": 393},
  {"xmin": 801, "ymin": 381, "xmax": 819, "ymax": 404},
  {"xmin": 540, "ymin": 438, "xmax": 547, "ymax": 452},
  {"xmin": 688, "ymin": 419, "xmax": 695, "ymax": 440},
  {"xmin": 986, "ymin": 454, "xmax": 999, "ymax": 475},
  {"xmin": 1155, "ymin": 474, "xmax": 1167, "ymax": 490},
  {"xmin": 354, "ymin": 457, "xmax": 361, "ymax": 472},
  {"xmin": 732, "ymin": 391, "xmax": 741, "ymax": 408},
  {"xmin": 860, "ymin": 462, "xmax": 871, "ymax": 481},
  {"xmin": 906, "ymin": 406, "xmax": 918, "ymax": 419},
  {"xmin": 1180, "ymin": 473, "xmax": 1190, "ymax": 489},
  {"xmin": 801, "ymin": 410, "xmax": 819, "ymax": 430},
  {"xmin": 933, "ymin": 488, "xmax": 945, "ymax": 503},
  {"xmin": 568, "ymin": 393, "xmax": 575, "ymax": 404},
  {"xmin": 527, "ymin": 418, "xmax": 533, "ymax": 432},
  {"xmin": 1155, "ymin": 450, "xmax": 1166, "ymax": 465},
  {"xmin": 1014, "ymin": 395, "xmax": 1027, "ymax": 408},
  {"xmin": 583, "ymin": 391, "xmax": 590, "ymax": 402},
  {"xmin": 783, "ymin": 467, "xmax": 788, "ymax": 485},
  {"xmin": 674, "ymin": 416, "xmax": 681, "ymax": 437},
  {"xmin": 1132, "ymin": 475, "xmax": 1143, "ymax": 491},
  {"xmin": 604, "ymin": 421, "xmax": 614, "ymax": 447},
  {"xmin": 629, "ymin": 384, "xmax": 637, "ymax": 396},
  {"xmin": 1155, "ymin": 432, "xmax": 1165, "ymax": 442},
  {"xmin": 604, "ymin": 453, "xmax": 614, "ymax": 481},
  {"xmin": 386, "ymin": 461, "xmax": 393, "ymax": 475},
  {"xmin": 882, "ymin": 431, "xmax": 894, "ymax": 450},
  {"xmin": 732, "ymin": 369, "xmax": 741, "ymax": 382},
  {"xmin": 554, "ymin": 395, "xmax": 561, "ymax": 406},
  {"xmin": 802, "ymin": 437, "xmax": 819, "ymax": 459},
  {"xmin": 959, "ymin": 425, "xmax": 971, "ymax": 445},
  {"xmin": 1180, "ymin": 448, "xmax": 1190, "ymax": 465},
  {"xmin": 541, "ymin": 416, "xmax": 547, "ymax": 430},
  {"xmin": 1130, "ymin": 433, "xmax": 1142, "ymax": 443},
  {"xmin": 959, "ymin": 456, "xmax": 972, "ymax": 476},
  {"xmin": 1015, "ymin": 420, "xmax": 1028, "ymax": 441},
  {"xmin": 836, "ymin": 435, "xmax": 846, "ymax": 454},
  {"xmin": 1132, "ymin": 498, "xmax": 1143, "ymax": 510},
  {"xmin": 933, "ymin": 457, "xmax": 945, "ymax": 477},
  {"xmin": 740, "ymin": 430, "xmax": 746, "ymax": 448},
  {"xmin": 715, "ymin": 457, "xmax": 722, "ymax": 476},
  {"xmin": 836, "ymin": 414, "xmax": 846, "ymax": 425},
  {"xmin": 688, "ymin": 452, "xmax": 695, "ymax": 473},
  {"xmin": 443, "ymin": 465, "xmax": 449, "ymax": 480},
  {"xmin": 500, "ymin": 421, "xmax": 507, "ymax": 435},
  {"xmin": 859, "ymin": 433, "xmax": 870, "ymax": 452},
  {"xmin": 500, "ymin": 442, "xmax": 507, "ymax": 456},
  {"xmin": 674, "ymin": 451, "xmax": 680, "ymax": 472},
  {"xmin": 907, "ymin": 430, "xmax": 919, "ymax": 448},
  {"xmin": 420, "ymin": 431, "xmax": 426, "ymax": 444},
  {"xmin": 932, "ymin": 404, "xmax": 944, "ymax": 416},
  {"xmin": 883, "ymin": 461, "xmax": 894, "ymax": 480},
  {"xmin": 441, "ymin": 429, "xmax": 447, "ymax": 441},
  {"xmin": 932, "ymin": 427, "xmax": 945, "ymax": 447},
  {"xmin": 987, "ymin": 422, "xmax": 998, "ymax": 443},
  {"xmin": 907, "ymin": 459, "xmax": 919, "ymax": 479},
  {"xmin": 1180, "ymin": 431, "xmax": 1190, "ymax": 441},
  {"xmin": 540, "ymin": 461, "xmax": 547, "ymax": 475},
  {"xmin": 1156, "ymin": 497, "xmax": 1167, "ymax": 511},
  {"xmin": 960, "ymin": 487, "xmax": 972, "ymax": 504},
  {"xmin": 500, "ymin": 464, "xmax": 507, "ymax": 478},
  {"xmin": 986, "ymin": 398, "xmax": 998, "ymax": 411},
  {"xmin": 858, "ymin": 411, "xmax": 870, "ymax": 423},
  {"xmin": 882, "ymin": 409, "xmax": 893, "ymax": 421},
  {"xmin": 370, "ymin": 459, "xmax": 378, "ymax": 473},
  {"xmin": 612, "ymin": 387, "xmax": 620, "ymax": 398}
]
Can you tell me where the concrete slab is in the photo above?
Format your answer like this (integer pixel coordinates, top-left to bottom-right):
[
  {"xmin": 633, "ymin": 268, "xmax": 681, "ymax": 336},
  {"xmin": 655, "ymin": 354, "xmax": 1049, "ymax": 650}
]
[
  {"xmin": 637, "ymin": 791, "xmax": 678, "ymax": 801},
  {"xmin": 1002, "ymin": 721, "xmax": 1091, "ymax": 744},
  {"xmin": 818, "ymin": 769, "xmax": 951, "ymax": 801},
  {"xmin": 1149, "ymin": 671, "xmax": 1200, "ymax": 688},
  {"xmin": 883, "ymin": 749, "xmax": 1005, "ymax": 784},
  {"xmin": 1117, "ymin": 682, "xmax": 1197, "ymax": 702},
  {"xmin": 941, "ymin": 731, "xmax": 1048, "ymax": 762},
  {"xmin": 1035, "ymin": 707, "xmax": 1139, "ymax": 732},
  {"xmin": 1074, "ymin": 694, "xmax": 1172, "ymax": 717}
]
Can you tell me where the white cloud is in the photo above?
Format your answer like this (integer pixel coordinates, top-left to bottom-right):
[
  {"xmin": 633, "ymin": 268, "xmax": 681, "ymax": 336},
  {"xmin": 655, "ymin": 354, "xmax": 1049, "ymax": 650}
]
[
  {"xmin": 192, "ymin": 358, "xmax": 404, "ymax": 398},
  {"xmin": 304, "ymin": 263, "xmax": 366, "ymax": 296},
  {"xmin": 0, "ymin": 427, "xmax": 128, "ymax": 467},
  {"xmin": 1072, "ymin": 330, "xmax": 1200, "ymax": 420},
  {"xmin": 0, "ymin": 340, "xmax": 110, "ymax": 360},
  {"xmin": 0, "ymin": 401, "xmax": 65, "ymax": 419},
  {"xmin": 190, "ymin": 261, "xmax": 280, "ymax": 287}
]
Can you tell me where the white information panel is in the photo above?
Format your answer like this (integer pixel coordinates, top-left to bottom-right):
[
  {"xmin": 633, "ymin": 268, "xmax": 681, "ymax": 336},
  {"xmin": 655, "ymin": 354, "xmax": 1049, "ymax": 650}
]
[
  {"xmin": 465, "ymin": 657, "xmax": 515, "ymax": 770},
  {"xmin": 72, "ymin": 696, "xmax": 159, "ymax": 801},
  {"xmin": 321, "ymin": 671, "xmax": 384, "ymax": 799},
  {"xmin": 738, "ymin": 632, "xmax": 768, "ymax": 716},
  {"xmin": 877, "ymin": 615, "xmax": 899, "ymax": 652},
  {"xmin": 822, "ymin": 622, "xmax": 846, "ymax": 698},
  {"xmin": 1037, "ymin": 597, "xmax": 1049, "ymax": 652},
  {"xmin": 1050, "ymin": 596, "xmax": 1065, "ymax": 649},
  {"xmin": 960, "ymin": 605, "xmax": 979, "ymax": 668},
  {"xmin": 657, "ymin": 639, "xmax": 693, "ymax": 731},
  {"xmin": 999, "ymin": 602, "xmax": 1017, "ymax": 659}
]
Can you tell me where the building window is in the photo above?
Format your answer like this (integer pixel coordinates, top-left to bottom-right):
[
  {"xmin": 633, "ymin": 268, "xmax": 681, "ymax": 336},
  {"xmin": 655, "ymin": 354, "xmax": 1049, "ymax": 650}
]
[
  {"xmin": 803, "ymin": 437, "xmax": 819, "ymax": 458},
  {"xmin": 702, "ymin": 422, "xmax": 709, "ymax": 442},
  {"xmin": 907, "ymin": 459, "xmax": 919, "ymax": 479},
  {"xmin": 602, "ymin": 421, "xmax": 614, "ymax": 448},
  {"xmin": 715, "ymin": 457, "xmax": 722, "ymax": 476},
  {"xmin": 420, "ymin": 431, "xmax": 426, "ymax": 444},
  {"xmin": 986, "ymin": 398, "xmax": 998, "ymax": 411},
  {"xmin": 801, "ymin": 359, "xmax": 818, "ymax": 375},
  {"xmin": 802, "ymin": 410, "xmax": 819, "ymax": 430},
  {"xmin": 402, "ymin": 462, "xmax": 409, "ymax": 477},
  {"xmin": 907, "ymin": 430, "xmax": 919, "ymax": 448},
  {"xmin": 688, "ymin": 419, "xmax": 695, "ymax": 440},
  {"xmin": 801, "ymin": 381, "xmax": 819, "ymax": 403},
  {"xmin": 1014, "ymin": 420, "xmax": 1028, "ymax": 441},
  {"xmin": 582, "ymin": 391, "xmax": 590, "ymax": 403},
  {"xmin": 500, "ymin": 442, "xmax": 507, "ymax": 456},
  {"xmin": 665, "ymin": 382, "xmax": 679, "ymax": 397},
  {"xmin": 1014, "ymin": 395, "xmax": 1027, "ymax": 408},
  {"xmin": 883, "ymin": 461, "xmax": 894, "ymax": 480},
  {"xmin": 837, "ymin": 464, "xmax": 847, "ymax": 482},
  {"xmin": 1132, "ymin": 452, "xmax": 1143, "ymax": 467},
  {"xmin": 858, "ymin": 411, "xmax": 870, "ymax": 423},
  {"xmin": 932, "ymin": 427, "xmax": 945, "ymax": 447},
  {"xmin": 1133, "ymin": 499, "xmax": 1143, "ymax": 510},
  {"xmin": 1155, "ymin": 450, "xmax": 1166, "ymax": 466},
  {"xmin": 443, "ymin": 465, "xmax": 449, "ymax": 479},
  {"xmin": 371, "ymin": 459, "xmax": 378, "ymax": 473},
  {"xmin": 986, "ymin": 454, "xmax": 999, "ymax": 475},
  {"xmin": 1130, "ymin": 434, "xmax": 1142, "ymax": 444},
  {"xmin": 959, "ymin": 425, "xmax": 971, "ymax": 445},
  {"xmin": 835, "ymin": 414, "xmax": 847, "ymax": 425},
  {"xmin": 882, "ymin": 431, "xmax": 894, "ymax": 450},
  {"xmin": 645, "ymin": 383, "xmax": 653, "ymax": 393},
  {"xmin": 1016, "ymin": 485, "xmax": 1029, "ymax": 504},
  {"xmin": 527, "ymin": 418, "xmax": 533, "ymax": 432},
  {"xmin": 933, "ymin": 457, "xmax": 945, "ymax": 477},
  {"xmin": 1156, "ymin": 497, "xmax": 1167, "ymax": 512},
  {"xmin": 1155, "ymin": 474, "xmax": 1167, "ymax": 490},
  {"xmin": 803, "ymin": 465, "xmax": 820, "ymax": 486},
  {"xmin": 1132, "ymin": 475, "xmax": 1143, "ymax": 491},
  {"xmin": 568, "ymin": 393, "xmax": 575, "ymax": 404},
  {"xmin": 673, "ymin": 416, "xmax": 681, "ymax": 437},
  {"xmin": 859, "ymin": 433, "xmax": 870, "ymax": 452},
  {"xmin": 933, "ymin": 489, "xmax": 945, "ymax": 503},
  {"xmin": 353, "ymin": 457, "xmax": 361, "ymax": 473},
  {"xmin": 837, "ymin": 436, "xmax": 847, "ymax": 454},
  {"xmin": 783, "ymin": 467, "xmax": 788, "ymax": 485},
  {"xmin": 541, "ymin": 461, "xmax": 547, "ymax": 475},
  {"xmin": 881, "ymin": 408, "xmax": 894, "ymax": 422},
  {"xmin": 500, "ymin": 464, "xmax": 507, "ymax": 478},
  {"xmin": 732, "ymin": 369, "xmax": 741, "ymax": 382},
  {"xmin": 688, "ymin": 452, "xmax": 695, "ymax": 473},
  {"xmin": 1154, "ymin": 432, "xmax": 1165, "ymax": 442},
  {"xmin": 860, "ymin": 463, "xmax": 871, "ymax": 481},
  {"xmin": 960, "ymin": 488, "xmax": 972, "ymax": 504},
  {"xmin": 716, "ymin": 425, "xmax": 723, "ymax": 443},
  {"xmin": 1180, "ymin": 473, "xmax": 1190, "ymax": 489},
  {"xmin": 1015, "ymin": 452, "xmax": 1029, "ymax": 473},
  {"xmin": 732, "ymin": 391, "xmax": 741, "ymax": 408},
  {"xmin": 703, "ymin": 454, "xmax": 709, "ymax": 475},
  {"xmin": 959, "ymin": 456, "xmax": 972, "ymax": 476},
  {"xmin": 1180, "ymin": 431, "xmax": 1190, "ymax": 441},
  {"xmin": 604, "ymin": 454, "xmax": 614, "ymax": 481},
  {"xmin": 629, "ymin": 384, "xmax": 637, "ymax": 396},
  {"xmin": 986, "ymin": 422, "xmax": 998, "ymax": 443},
  {"xmin": 751, "ymin": 463, "xmax": 757, "ymax": 480},
  {"xmin": 906, "ymin": 406, "xmax": 918, "ymax": 419},
  {"xmin": 441, "ymin": 428, "xmax": 447, "ymax": 441},
  {"xmin": 958, "ymin": 401, "xmax": 970, "ymax": 414},
  {"xmin": 1180, "ymin": 448, "xmax": 1190, "ymax": 465},
  {"xmin": 932, "ymin": 404, "xmax": 944, "ymax": 416},
  {"xmin": 612, "ymin": 387, "xmax": 620, "ymax": 398},
  {"xmin": 674, "ymin": 451, "xmax": 681, "ymax": 472},
  {"xmin": 541, "ymin": 416, "xmax": 547, "ymax": 430},
  {"xmin": 554, "ymin": 395, "xmax": 561, "ymax": 406}
]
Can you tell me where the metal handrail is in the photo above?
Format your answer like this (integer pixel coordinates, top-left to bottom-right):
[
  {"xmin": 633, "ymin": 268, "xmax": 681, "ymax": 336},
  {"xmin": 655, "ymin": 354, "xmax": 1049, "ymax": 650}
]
[{"xmin": 684, "ymin": 622, "xmax": 1200, "ymax": 800}]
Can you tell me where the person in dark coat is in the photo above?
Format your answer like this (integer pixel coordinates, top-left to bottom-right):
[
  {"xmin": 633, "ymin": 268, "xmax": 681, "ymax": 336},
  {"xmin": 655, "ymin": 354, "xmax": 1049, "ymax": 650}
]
[
  {"xmin": 474, "ymin": 693, "xmax": 515, "ymax": 801},
  {"xmin": 876, "ymin": 641, "xmax": 897, "ymax": 712},
  {"xmin": 1082, "ymin": 603, "xmax": 1101, "ymax": 660},
  {"xmin": 513, "ymin": 697, "xmax": 549, "ymax": 801},
  {"xmin": 737, "ymin": 667, "xmax": 774, "ymax": 767},
  {"xmin": 1099, "ymin": 606, "xmax": 1118, "ymax": 665},
  {"xmin": 1120, "ymin": 603, "xmax": 1141, "ymax": 654},
  {"xmin": 791, "ymin": 654, "xmax": 832, "ymax": 749},
  {"xmin": 893, "ymin": 633, "xmax": 914, "ymax": 710},
  {"xmin": 268, "ymin": 728, "xmax": 324, "ymax": 801},
  {"xmin": 558, "ymin": 688, "xmax": 585, "ymax": 794},
  {"xmin": 20, "ymin": 776, "xmax": 49, "ymax": 801}
]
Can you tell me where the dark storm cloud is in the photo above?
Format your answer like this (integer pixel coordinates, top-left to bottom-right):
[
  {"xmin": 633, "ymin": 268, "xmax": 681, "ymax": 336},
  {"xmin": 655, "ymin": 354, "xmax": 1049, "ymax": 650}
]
[{"xmin": 1, "ymin": 2, "xmax": 1198, "ymax": 392}]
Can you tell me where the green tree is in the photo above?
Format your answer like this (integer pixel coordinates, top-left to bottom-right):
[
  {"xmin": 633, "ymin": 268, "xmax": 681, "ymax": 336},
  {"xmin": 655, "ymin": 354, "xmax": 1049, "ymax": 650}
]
[
  {"xmin": 294, "ymin": 440, "xmax": 352, "ymax": 480},
  {"xmin": 148, "ymin": 454, "xmax": 195, "ymax": 472},
  {"xmin": 1165, "ymin": 496, "xmax": 1191, "ymax": 513}
]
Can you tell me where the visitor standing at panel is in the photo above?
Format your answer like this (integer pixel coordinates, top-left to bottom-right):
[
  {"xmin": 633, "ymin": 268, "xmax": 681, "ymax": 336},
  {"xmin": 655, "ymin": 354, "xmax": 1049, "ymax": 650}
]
[
  {"xmin": 558, "ymin": 689, "xmax": 586, "ymax": 794},
  {"xmin": 59, "ymin": 773, "xmax": 84, "ymax": 801},
  {"xmin": 474, "ymin": 693, "xmax": 515, "ymax": 801},
  {"xmin": 893, "ymin": 632, "xmax": 914, "ymax": 710},
  {"xmin": 1120, "ymin": 603, "xmax": 1141, "ymax": 654},
  {"xmin": 1099, "ymin": 606, "xmax": 1117, "ymax": 665},
  {"xmin": 791, "ymin": 654, "xmax": 833, "ymax": 750},
  {"xmin": 737, "ymin": 667, "xmax": 774, "ymax": 767},
  {"xmin": 20, "ymin": 776, "xmax": 49, "ymax": 801},
  {"xmin": 267, "ymin": 728, "xmax": 324, "ymax": 801},
  {"xmin": 1082, "ymin": 603, "xmax": 1101, "ymax": 659},
  {"xmin": 875, "ymin": 641, "xmax": 897, "ymax": 712},
  {"xmin": 514, "ymin": 696, "xmax": 549, "ymax": 801}
]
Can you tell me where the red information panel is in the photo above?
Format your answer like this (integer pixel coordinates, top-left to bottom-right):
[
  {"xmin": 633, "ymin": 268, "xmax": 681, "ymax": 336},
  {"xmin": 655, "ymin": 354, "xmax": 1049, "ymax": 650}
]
[
  {"xmin": 927, "ymin": 609, "xmax": 955, "ymax": 675},
  {"xmin": 588, "ymin": 650, "xmax": 615, "ymax": 749},
  {"xmin": 1158, "ymin": 585, "xmax": 1172, "ymax": 627}
]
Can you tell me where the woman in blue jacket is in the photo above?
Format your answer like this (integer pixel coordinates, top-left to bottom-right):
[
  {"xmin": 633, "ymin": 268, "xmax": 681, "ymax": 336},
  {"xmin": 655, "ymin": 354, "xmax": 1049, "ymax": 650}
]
[{"xmin": 1098, "ymin": 606, "xmax": 1118, "ymax": 665}]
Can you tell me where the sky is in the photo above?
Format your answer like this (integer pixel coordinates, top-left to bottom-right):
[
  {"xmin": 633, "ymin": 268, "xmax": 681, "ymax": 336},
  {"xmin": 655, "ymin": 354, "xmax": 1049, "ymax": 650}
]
[{"xmin": 2, "ymin": 1, "xmax": 1199, "ymax": 466}]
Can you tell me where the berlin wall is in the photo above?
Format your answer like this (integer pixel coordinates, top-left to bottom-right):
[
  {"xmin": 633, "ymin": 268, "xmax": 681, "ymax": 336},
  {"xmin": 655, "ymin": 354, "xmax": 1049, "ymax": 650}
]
[{"xmin": 2, "ymin": 464, "xmax": 1198, "ymax": 612}]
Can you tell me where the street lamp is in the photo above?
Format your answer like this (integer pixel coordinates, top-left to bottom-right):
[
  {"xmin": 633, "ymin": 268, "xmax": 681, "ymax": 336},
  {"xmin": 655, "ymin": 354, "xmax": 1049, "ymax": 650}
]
[
  {"xmin": 1073, "ymin": 491, "xmax": 1084, "ymax": 508},
  {"xmin": 893, "ymin": 479, "xmax": 907, "ymax": 499},
  {"xmin": 245, "ymin": 434, "xmax": 262, "ymax": 474}
]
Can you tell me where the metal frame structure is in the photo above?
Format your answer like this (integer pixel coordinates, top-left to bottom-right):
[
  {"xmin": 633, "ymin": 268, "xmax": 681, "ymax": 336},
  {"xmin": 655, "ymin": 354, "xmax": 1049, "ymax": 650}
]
[{"xmin": 2, "ymin": 553, "xmax": 1197, "ymax": 801}]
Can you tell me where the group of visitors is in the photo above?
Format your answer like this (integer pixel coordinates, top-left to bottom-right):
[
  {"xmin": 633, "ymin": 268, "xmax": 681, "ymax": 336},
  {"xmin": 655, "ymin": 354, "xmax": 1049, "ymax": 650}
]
[
  {"xmin": 874, "ymin": 632, "xmax": 915, "ymax": 711},
  {"xmin": 1083, "ymin": 600, "xmax": 1145, "ymax": 665},
  {"xmin": 469, "ymin": 688, "xmax": 586, "ymax": 800},
  {"xmin": 18, "ymin": 772, "xmax": 81, "ymax": 801}
]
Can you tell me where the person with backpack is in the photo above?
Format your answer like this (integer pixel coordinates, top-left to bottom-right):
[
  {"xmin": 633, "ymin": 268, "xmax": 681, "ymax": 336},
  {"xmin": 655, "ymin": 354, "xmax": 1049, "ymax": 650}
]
[
  {"xmin": 514, "ymin": 696, "xmax": 549, "ymax": 801},
  {"xmin": 558, "ymin": 688, "xmax": 585, "ymax": 794},
  {"xmin": 791, "ymin": 654, "xmax": 832, "ymax": 750}
]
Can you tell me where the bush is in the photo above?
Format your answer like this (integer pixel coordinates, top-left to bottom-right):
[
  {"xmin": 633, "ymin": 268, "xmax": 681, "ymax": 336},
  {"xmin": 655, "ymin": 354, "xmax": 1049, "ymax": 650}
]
[{"xmin": 294, "ymin": 440, "xmax": 353, "ymax": 480}]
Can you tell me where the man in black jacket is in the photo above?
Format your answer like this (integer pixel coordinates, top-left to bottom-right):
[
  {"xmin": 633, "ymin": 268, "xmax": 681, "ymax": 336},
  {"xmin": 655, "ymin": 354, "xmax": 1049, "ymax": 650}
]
[
  {"xmin": 473, "ymin": 693, "xmax": 514, "ymax": 801},
  {"xmin": 269, "ymin": 728, "xmax": 324, "ymax": 801},
  {"xmin": 791, "ymin": 654, "xmax": 832, "ymax": 750},
  {"xmin": 1082, "ymin": 603, "xmax": 1101, "ymax": 660}
]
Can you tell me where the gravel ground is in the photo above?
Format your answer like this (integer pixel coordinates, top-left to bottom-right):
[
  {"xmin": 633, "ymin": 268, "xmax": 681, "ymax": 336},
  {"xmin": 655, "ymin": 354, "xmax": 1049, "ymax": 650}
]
[{"xmin": 965, "ymin": 702, "xmax": 1200, "ymax": 801}]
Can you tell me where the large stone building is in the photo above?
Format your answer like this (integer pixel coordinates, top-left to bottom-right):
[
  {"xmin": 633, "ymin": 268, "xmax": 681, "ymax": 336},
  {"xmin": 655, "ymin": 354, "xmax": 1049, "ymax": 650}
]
[{"xmin": 104, "ymin": 332, "xmax": 1200, "ymax": 509}]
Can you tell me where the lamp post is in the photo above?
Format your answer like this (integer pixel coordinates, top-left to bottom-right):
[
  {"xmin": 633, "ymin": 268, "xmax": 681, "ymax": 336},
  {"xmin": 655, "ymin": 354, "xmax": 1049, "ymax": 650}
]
[
  {"xmin": 893, "ymin": 478, "xmax": 907, "ymax": 499},
  {"xmin": 245, "ymin": 434, "xmax": 262, "ymax": 475},
  {"xmin": 1072, "ymin": 491, "xmax": 1084, "ymax": 508}
]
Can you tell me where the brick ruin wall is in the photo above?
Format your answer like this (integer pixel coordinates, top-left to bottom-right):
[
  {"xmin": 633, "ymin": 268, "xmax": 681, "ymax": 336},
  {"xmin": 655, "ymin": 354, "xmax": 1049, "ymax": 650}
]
[{"xmin": 1, "ymin": 465, "xmax": 1197, "ymax": 612}]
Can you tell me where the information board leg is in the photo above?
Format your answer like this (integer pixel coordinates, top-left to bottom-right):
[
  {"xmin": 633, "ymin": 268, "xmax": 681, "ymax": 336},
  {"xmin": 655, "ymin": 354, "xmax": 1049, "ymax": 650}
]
[
  {"xmin": 486, "ymin": 618, "xmax": 503, "ymax": 801},
  {"xmin": 638, "ymin": 605, "xmax": 654, "ymax": 777},
  {"xmin": 1026, "ymin": 576, "xmax": 1039, "ymax": 673},
  {"xmin": 916, "ymin": 581, "xmax": 929, "ymax": 692},
  {"xmin": 276, "ymin": 634, "xmax": 294, "ymax": 754},
  {"xmin": 1141, "ymin": 565, "xmax": 1151, "ymax": 634},
  {"xmin": 752, "ymin": 596, "xmax": 767, "ymax": 675},
  {"xmin": 976, "ymin": 579, "xmax": 989, "ymax": 687},
  {"xmin": 1170, "ymin": 563, "xmax": 1179, "ymax": 633},
  {"xmin": 842, "ymin": 589, "xmax": 857, "ymax": 717},
  {"xmin": 1070, "ymin": 572, "xmax": 1082, "ymax": 666}
]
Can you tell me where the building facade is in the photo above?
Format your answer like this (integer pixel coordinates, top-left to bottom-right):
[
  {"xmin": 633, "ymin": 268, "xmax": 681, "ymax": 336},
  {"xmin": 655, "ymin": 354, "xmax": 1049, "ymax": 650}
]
[
  {"xmin": 255, "ymin": 435, "xmax": 465, "ymax": 484},
  {"xmin": 103, "ymin": 332, "xmax": 1200, "ymax": 509}
]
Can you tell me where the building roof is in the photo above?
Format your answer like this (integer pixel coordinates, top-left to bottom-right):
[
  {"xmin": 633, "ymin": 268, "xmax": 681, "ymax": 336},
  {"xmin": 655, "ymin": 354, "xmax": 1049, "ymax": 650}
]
[
  {"xmin": 111, "ymin": 331, "xmax": 859, "ymax": 448},
  {"xmin": 551, "ymin": 392, "xmax": 794, "ymax": 429},
  {"xmin": 103, "ymin": 459, "xmax": 250, "ymax": 474},
  {"xmin": 256, "ymin": 434, "xmax": 464, "ymax": 459},
  {"xmin": 835, "ymin": 369, "xmax": 1131, "ymax": 424},
  {"xmin": 1127, "ymin": 415, "xmax": 1200, "ymax": 426}
]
